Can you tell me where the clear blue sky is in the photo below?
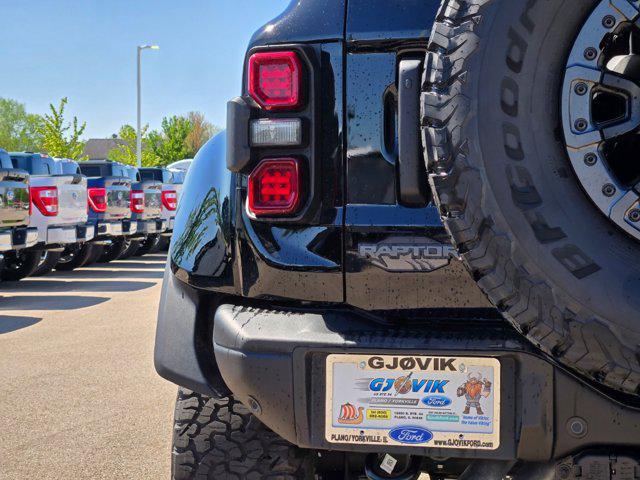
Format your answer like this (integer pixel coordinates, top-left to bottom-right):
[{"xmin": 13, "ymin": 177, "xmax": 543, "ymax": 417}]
[{"xmin": 0, "ymin": 0, "xmax": 290, "ymax": 138}]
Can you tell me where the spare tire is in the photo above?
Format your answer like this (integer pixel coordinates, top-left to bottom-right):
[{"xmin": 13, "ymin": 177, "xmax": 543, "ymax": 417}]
[{"xmin": 422, "ymin": 0, "xmax": 640, "ymax": 395}]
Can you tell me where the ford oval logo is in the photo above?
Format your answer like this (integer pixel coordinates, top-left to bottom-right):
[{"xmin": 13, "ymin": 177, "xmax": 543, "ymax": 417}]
[
  {"xmin": 388, "ymin": 426, "xmax": 433, "ymax": 445},
  {"xmin": 422, "ymin": 395, "xmax": 452, "ymax": 408}
]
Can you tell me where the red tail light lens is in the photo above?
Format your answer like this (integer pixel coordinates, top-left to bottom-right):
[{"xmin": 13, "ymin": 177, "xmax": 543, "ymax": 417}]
[
  {"xmin": 31, "ymin": 186, "xmax": 58, "ymax": 216},
  {"xmin": 88, "ymin": 187, "xmax": 107, "ymax": 213},
  {"xmin": 130, "ymin": 190, "xmax": 145, "ymax": 214},
  {"xmin": 162, "ymin": 190, "xmax": 177, "ymax": 211},
  {"xmin": 248, "ymin": 158, "xmax": 300, "ymax": 216},
  {"xmin": 248, "ymin": 51, "xmax": 302, "ymax": 110}
]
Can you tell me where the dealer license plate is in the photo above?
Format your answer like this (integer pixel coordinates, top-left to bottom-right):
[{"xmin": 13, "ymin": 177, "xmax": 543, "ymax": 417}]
[{"xmin": 325, "ymin": 354, "xmax": 500, "ymax": 450}]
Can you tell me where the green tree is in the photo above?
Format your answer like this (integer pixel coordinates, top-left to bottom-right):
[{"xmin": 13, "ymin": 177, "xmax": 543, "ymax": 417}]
[
  {"xmin": 148, "ymin": 115, "xmax": 194, "ymax": 165},
  {"xmin": 185, "ymin": 111, "xmax": 221, "ymax": 157},
  {"xmin": 0, "ymin": 98, "xmax": 44, "ymax": 152},
  {"xmin": 38, "ymin": 97, "xmax": 87, "ymax": 159},
  {"xmin": 107, "ymin": 124, "xmax": 160, "ymax": 166}
]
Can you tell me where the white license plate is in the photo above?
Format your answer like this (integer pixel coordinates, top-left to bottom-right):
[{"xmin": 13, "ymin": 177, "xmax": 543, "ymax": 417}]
[{"xmin": 325, "ymin": 354, "xmax": 500, "ymax": 450}]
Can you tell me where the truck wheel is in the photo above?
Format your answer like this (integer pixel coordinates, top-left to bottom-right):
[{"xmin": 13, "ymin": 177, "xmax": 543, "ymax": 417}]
[
  {"xmin": 135, "ymin": 234, "xmax": 161, "ymax": 257},
  {"xmin": 157, "ymin": 235, "xmax": 170, "ymax": 252},
  {"xmin": 172, "ymin": 389, "xmax": 314, "ymax": 480},
  {"xmin": 31, "ymin": 251, "xmax": 62, "ymax": 276},
  {"xmin": 1, "ymin": 250, "xmax": 41, "ymax": 281},
  {"xmin": 99, "ymin": 239, "xmax": 128, "ymax": 263},
  {"xmin": 422, "ymin": 0, "xmax": 640, "ymax": 394},
  {"xmin": 83, "ymin": 244, "xmax": 104, "ymax": 266},
  {"xmin": 118, "ymin": 240, "xmax": 141, "ymax": 260},
  {"xmin": 56, "ymin": 244, "xmax": 94, "ymax": 271}
]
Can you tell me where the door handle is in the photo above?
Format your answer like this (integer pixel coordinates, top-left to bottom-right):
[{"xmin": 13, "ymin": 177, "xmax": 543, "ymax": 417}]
[{"xmin": 398, "ymin": 58, "xmax": 429, "ymax": 207}]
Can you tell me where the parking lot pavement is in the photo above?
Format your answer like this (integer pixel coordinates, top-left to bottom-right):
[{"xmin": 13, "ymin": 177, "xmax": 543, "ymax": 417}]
[{"xmin": 0, "ymin": 254, "xmax": 175, "ymax": 480}]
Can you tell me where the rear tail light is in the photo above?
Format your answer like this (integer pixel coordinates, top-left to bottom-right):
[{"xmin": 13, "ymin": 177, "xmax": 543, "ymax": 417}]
[
  {"xmin": 250, "ymin": 118, "xmax": 302, "ymax": 147},
  {"xmin": 31, "ymin": 186, "xmax": 58, "ymax": 216},
  {"xmin": 162, "ymin": 190, "xmax": 177, "ymax": 211},
  {"xmin": 248, "ymin": 158, "xmax": 300, "ymax": 216},
  {"xmin": 130, "ymin": 190, "xmax": 145, "ymax": 214},
  {"xmin": 88, "ymin": 187, "xmax": 107, "ymax": 213},
  {"xmin": 248, "ymin": 51, "xmax": 302, "ymax": 110}
]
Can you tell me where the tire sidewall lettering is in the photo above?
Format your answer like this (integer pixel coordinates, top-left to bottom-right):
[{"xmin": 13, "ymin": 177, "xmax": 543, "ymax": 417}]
[{"xmin": 500, "ymin": 7, "xmax": 600, "ymax": 280}]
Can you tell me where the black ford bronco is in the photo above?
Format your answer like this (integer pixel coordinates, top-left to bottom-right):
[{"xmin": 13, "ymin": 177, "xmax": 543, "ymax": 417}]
[{"xmin": 155, "ymin": 1, "xmax": 640, "ymax": 478}]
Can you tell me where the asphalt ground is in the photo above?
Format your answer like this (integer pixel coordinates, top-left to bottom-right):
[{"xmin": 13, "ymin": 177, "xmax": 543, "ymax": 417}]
[
  {"xmin": 0, "ymin": 254, "xmax": 435, "ymax": 480},
  {"xmin": 0, "ymin": 254, "xmax": 175, "ymax": 480}
]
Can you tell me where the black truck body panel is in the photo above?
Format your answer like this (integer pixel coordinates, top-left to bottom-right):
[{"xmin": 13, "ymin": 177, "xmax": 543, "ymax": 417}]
[
  {"xmin": 159, "ymin": 0, "xmax": 491, "ymax": 400},
  {"xmin": 248, "ymin": 0, "xmax": 346, "ymax": 48},
  {"xmin": 346, "ymin": 0, "xmax": 439, "ymax": 43},
  {"xmin": 155, "ymin": 1, "xmax": 640, "ymax": 467}
]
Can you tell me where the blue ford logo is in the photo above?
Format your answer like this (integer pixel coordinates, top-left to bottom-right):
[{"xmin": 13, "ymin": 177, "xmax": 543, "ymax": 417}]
[
  {"xmin": 422, "ymin": 395, "xmax": 452, "ymax": 408},
  {"xmin": 388, "ymin": 426, "xmax": 433, "ymax": 445}
]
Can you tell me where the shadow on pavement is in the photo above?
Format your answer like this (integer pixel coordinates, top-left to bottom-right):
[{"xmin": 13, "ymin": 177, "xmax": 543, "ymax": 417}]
[
  {"xmin": 0, "ymin": 315, "xmax": 41, "ymax": 334},
  {"xmin": 0, "ymin": 295, "xmax": 109, "ymax": 311},
  {"xmin": 0, "ymin": 279, "xmax": 156, "ymax": 294}
]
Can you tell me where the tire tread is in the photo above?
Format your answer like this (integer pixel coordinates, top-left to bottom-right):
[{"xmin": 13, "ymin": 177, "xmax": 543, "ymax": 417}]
[{"xmin": 172, "ymin": 389, "xmax": 313, "ymax": 480}]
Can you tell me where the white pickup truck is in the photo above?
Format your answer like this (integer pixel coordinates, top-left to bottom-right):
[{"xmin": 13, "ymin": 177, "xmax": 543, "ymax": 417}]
[
  {"xmin": 138, "ymin": 167, "xmax": 177, "ymax": 254},
  {"xmin": 2, "ymin": 153, "xmax": 94, "ymax": 280}
]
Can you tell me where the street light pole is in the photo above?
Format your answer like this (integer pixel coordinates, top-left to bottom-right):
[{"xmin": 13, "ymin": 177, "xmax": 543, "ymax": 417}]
[{"xmin": 136, "ymin": 45, "xmax": 159, "ymax": 168}]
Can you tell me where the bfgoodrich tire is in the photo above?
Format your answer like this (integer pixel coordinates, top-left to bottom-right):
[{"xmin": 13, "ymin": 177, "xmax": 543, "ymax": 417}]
[
  {"xmin": 422, "ymin": 0, "xmax": 640, "ymax": 395},
  {"xmin": 172, "ymin": 389, "xmax": 314, "ymax": 480}
]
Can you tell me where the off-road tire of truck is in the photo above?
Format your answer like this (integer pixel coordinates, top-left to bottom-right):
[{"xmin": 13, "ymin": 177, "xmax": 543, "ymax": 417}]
[
  {"xmin": 172, "ymin": 388, "xmax": 314, "ymax": 480},
  {"xmin": 99, "ymin": 239, "xmax": 128, "ymax": 263},
  {"xmin": 32, "ymin": 251, "xmax": 62, "ymax": 276},
  {"xmin": 422, "ymin": 0, "xmax": 640, "ymax": 395},
  {"xmin": 1, "ymin": 250, "xmax": 41, "ymax": 281},
  {"xmin": 56, "ymin": 244, "xmax": 95, "ymax": 271}
]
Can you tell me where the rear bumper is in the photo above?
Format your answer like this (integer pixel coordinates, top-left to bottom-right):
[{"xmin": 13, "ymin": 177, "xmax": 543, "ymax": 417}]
[
  {"xmin": 96, "ymin": 219, "xmax": 137, "ymax": 237},
  {"xmin": 0, "ymin": 226, "xmax": 38, "ymax": 252},
  {"xmin": 210, "ymin": 303, "xmax": 640, "ymax": 462},
  {"xmin": 135, "ymin": 218, "xmax": 166, "ymax": 235},
  {"xmin": 161, "ymin": 216, "xmax": 175, "ymax": 237},
  {"xmin": 45, "ymin": 223, "xmax": 95, "ymax": 245}
]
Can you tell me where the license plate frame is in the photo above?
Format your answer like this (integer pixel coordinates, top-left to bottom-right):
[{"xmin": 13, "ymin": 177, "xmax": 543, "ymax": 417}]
[{"xmin": 325, "ymin": 354, "xmax": 501, "ymax": 450}]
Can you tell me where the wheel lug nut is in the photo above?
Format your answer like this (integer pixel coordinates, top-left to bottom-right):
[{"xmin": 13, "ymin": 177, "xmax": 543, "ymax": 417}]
[
  {"xmin": 584, "ymin": 47, "xmax": 598, "ymax": 61},
  {"xmin": 574, "ymin": 82, "xmax": 588, "ymax": 95},
  {"xmin": 602, "ymin": 15, "xmax": 616, "ymax": 28},
  {"xmin": 584, "ymin": 153, "xmax": 598, "ymax": 166},
  {"xmin": 602, "ymin": 184, "xmax": 617, "ymax": 197},
  {"xmin": 574, "ymin": 118, "xmax": 589, "ymax": 131},
  {"xmin": 629, "ymin": 209, "xmax": 640, "ymax": 223}
]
